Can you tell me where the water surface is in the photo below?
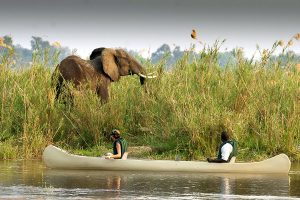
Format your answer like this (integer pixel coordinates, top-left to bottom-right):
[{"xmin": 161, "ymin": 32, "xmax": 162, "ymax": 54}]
[{"xmin": 0, "ymin": 160, "xmax": 300, "ymax": 199}]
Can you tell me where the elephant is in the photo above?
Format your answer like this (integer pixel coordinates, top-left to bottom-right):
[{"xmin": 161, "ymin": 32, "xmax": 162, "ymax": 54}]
[{"xmin": 53, "ymin": 48, "xmax": 155, "ymax": 103}]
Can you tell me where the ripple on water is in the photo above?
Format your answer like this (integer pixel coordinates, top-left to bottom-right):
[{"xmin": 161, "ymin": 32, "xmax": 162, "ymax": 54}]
[
  {"xmin": 1, "ymin": 185, "xmax": 300, "ymax": 200},
  {"xmin": 1, "ymin": 161, "xmax": 300, "ymax": 199}
]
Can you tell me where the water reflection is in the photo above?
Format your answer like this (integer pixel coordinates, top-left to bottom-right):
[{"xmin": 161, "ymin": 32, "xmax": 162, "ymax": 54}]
[
  {"xmin": 221, "ymin": 177, "xmax": 231, "ymax": 197},
  {"xmin": 106, "ymin": 175, "xmax": 121, "ymax": 190},
  {"xmin": 289, "ymin": 162, "xmax": 300, "ymax": 198},
  {"xmin": 43, "ymin": 170, "xmax": 292, "ymax": 199},
  {"xmin": 0, "ymin": 160, "xmax": 299, "ymax": 199},
  {"xmin": 0, "ymin": 160, "xmax": 45, "ymax": 187}
]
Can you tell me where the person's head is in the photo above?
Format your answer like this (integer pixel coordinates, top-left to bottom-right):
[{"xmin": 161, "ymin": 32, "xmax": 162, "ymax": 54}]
[
  {"xmin": 110, "ymin": 129, "xmax": 121, "ymax": 140},
  {"xmin": 221, "ymin": 131, "xmax": 230, "ymax": 142}
]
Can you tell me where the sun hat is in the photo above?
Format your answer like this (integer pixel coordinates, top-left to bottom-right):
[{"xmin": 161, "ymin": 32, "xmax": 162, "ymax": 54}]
[{"xmin": 110, "ymin": 129, "xmax": 120, "ymax": 137}]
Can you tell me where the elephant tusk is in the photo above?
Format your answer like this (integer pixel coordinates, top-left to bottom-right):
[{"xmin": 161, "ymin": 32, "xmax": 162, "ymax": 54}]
[
  {"xmin": 146, "ymin": 72, "xmax": 156, "ymax": 76},
  {"xmin": 138, "ymin": 73, "xmax": 157, "ymax": 79}
]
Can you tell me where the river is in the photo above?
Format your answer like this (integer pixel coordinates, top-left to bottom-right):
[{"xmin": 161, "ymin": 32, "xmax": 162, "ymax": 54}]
[{"xmin": 0, "ymin": 160, "xmax": 300, "ymax": 199}]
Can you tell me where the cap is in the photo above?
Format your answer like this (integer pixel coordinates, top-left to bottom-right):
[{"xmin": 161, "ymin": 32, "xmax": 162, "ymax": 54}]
[{"xmin": 110, "ymin": 129, "xmax": 120, "ymax": 137}]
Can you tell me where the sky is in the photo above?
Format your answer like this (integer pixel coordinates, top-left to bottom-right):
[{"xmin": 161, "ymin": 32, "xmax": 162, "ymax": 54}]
[{"xmin": 1, "ymin": 0, "xmax": 300, "ymax": 58}]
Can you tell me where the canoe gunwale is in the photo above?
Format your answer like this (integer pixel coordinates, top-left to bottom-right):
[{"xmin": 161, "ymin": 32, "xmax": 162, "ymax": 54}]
[{"xmin": 42, "ymin": 145, "xmax": 291, "ymax": 174}]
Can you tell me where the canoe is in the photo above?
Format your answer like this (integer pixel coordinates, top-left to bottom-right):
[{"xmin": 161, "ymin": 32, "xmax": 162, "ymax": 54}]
[{"xmin": 42, "ymin": 145, "xmax": 291, "ymax": 174}]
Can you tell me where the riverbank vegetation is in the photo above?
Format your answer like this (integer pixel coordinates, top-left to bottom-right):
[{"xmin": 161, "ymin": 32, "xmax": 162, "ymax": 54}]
[{"xmin": 0, "ymin": 36, "xmax": 300, "ymax": 161}]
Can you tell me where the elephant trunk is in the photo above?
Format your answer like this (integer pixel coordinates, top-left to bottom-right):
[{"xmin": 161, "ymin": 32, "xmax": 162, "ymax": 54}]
[
  {"xmin": 130, "ymin": 58, "xmax": 156, "ymax": 84},
  {"xmin": 140, "ymin": 76, "xmax": 145, "ymax": 85}
]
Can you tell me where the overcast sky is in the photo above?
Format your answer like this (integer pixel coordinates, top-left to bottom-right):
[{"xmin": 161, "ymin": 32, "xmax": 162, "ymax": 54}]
[{"xmin": 1, "ymin": 0, "xmax": 299, "ymax": 58}]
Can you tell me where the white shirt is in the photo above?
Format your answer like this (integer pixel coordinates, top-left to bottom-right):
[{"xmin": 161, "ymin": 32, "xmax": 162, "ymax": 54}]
[{"xmin": 221, "ymin": 143, "xmax": 233, "ymax": 161}]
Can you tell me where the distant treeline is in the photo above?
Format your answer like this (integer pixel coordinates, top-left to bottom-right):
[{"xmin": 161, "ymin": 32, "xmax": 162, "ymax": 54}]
[
  {"xmin": 0, "ymin": 35, "xmax": 71, "ymax": 68},
  {"xmin": 1, "ymin": 35, "xmax": 300, "ymax": 70}
]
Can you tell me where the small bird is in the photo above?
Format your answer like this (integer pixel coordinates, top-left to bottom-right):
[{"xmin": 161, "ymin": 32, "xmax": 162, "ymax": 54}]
[{"xmin": 191, "ymin": 29, "xmax": 197, "ymax": 39}]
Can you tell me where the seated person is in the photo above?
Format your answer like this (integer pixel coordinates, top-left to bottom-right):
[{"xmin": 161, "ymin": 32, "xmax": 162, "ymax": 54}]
[
  {"xmin": 207, "ymin": 131, "xmax": 237, "ymax": 163},
  {"xmin": 105, "ymin": 129, "xmax": 128, "ymax": 159}
]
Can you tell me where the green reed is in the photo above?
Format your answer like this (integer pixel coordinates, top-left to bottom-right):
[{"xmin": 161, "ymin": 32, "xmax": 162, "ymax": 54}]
[{"xmin": 0, "ymin": 42, "xmax": 299, "ymax": 161}]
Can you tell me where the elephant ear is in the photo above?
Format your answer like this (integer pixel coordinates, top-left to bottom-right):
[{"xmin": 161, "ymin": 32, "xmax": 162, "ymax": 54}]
[
  {"xmin": 90, "ymin": 47, "xmax": 105, "ymax": 60},
  {"xmin": 101, "ymin": 48, "xmax": 120, "ymax": 81}
]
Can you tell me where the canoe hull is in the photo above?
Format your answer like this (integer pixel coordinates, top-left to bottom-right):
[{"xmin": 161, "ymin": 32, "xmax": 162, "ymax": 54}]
[{"xmin": 43, "ymin": 145, "xmax": 291, "ymax": 174}]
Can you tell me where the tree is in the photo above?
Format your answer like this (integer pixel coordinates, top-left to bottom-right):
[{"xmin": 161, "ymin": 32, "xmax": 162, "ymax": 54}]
[
  {"xmin": 3, "ymin": 35, "xmax": 13, "ymax": 46},
  {"xmin": 151, "ymin": 44, "xmax": 171, "ymax": 64},
  {"xmin": 31, "ymin": 36, "xmax": 50, "ymax": 50}
]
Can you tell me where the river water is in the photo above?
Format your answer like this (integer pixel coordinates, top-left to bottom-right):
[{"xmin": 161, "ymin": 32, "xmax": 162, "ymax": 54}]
[{"xmin": 0, "ymin": 160, "xmax": 300, "ymax": 199}]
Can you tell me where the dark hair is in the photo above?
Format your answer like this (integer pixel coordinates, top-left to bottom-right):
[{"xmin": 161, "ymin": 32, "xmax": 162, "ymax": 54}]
[
  {"xmin": 221, "ymin": 131, "xmax": 230, "ymax": 142},
  {"xmin": 110, "ymin": 129, "xmax": 120, "ymax": 138}
]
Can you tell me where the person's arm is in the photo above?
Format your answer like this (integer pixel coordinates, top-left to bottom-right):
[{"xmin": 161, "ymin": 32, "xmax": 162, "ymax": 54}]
[{"xmin": 106, "ymin": 142, "xmax": 121, "ymax": 159}]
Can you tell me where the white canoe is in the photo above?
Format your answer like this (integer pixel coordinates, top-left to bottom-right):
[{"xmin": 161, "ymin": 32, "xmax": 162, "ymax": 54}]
[{"xmin": 42, "ymin": 145, "xmax": 291, "ymax": 174}]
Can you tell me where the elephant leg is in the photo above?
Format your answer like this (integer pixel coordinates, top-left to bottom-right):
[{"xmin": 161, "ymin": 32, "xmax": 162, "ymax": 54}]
[
  {"xmin": 51, "ymin": 72, "xmax": 63, "ymax": 100},
  {"xmin": 55, "ymin": 78, "xmax": 63, "ymax": 100},
  {"xmin": 53, "ymin": 76, "xmax": 74, "ymax": 106},
  {"xmin": 96, "ymin": 85, "xmax": 109, "ymax": 103}
]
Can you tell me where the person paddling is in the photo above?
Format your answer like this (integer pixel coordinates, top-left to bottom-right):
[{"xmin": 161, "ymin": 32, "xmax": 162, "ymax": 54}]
[
  {"xmin": 207, "ymin": 131, "xmax": 237, "ymax": 163},
  {"xmin": 105, "ymin": 129, "xmax": 128, "ymax": 159}
]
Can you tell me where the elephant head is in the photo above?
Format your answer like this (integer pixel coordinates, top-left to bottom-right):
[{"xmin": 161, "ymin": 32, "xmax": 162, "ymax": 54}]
[
  {"xmin": 53, "ymin": 48, "xmax": 155, "ymax": 103},
  {"xmin": 98, "ymin": 48, "xmax": 156, "ymax": 84}
]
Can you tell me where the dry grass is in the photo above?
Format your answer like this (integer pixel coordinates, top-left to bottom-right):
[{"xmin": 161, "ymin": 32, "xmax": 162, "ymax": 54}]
[{"xmin": 0, "ymin": 37, "xmax": 300, "ymax": 161}]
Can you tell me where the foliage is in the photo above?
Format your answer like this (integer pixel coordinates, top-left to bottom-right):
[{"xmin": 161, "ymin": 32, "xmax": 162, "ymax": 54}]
[
  {"xmin": 0, "ymin": 35, "xmax": 71, "ymax": 68},
  {"xmin": 0, "ymin": 39, "xmax": 300, "ymax": 161}
]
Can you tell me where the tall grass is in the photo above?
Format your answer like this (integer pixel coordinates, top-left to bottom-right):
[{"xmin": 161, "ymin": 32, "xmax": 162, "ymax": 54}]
[{"xmin": 0, "ymin": 41, "xmax": 299, "ymax": 161}]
